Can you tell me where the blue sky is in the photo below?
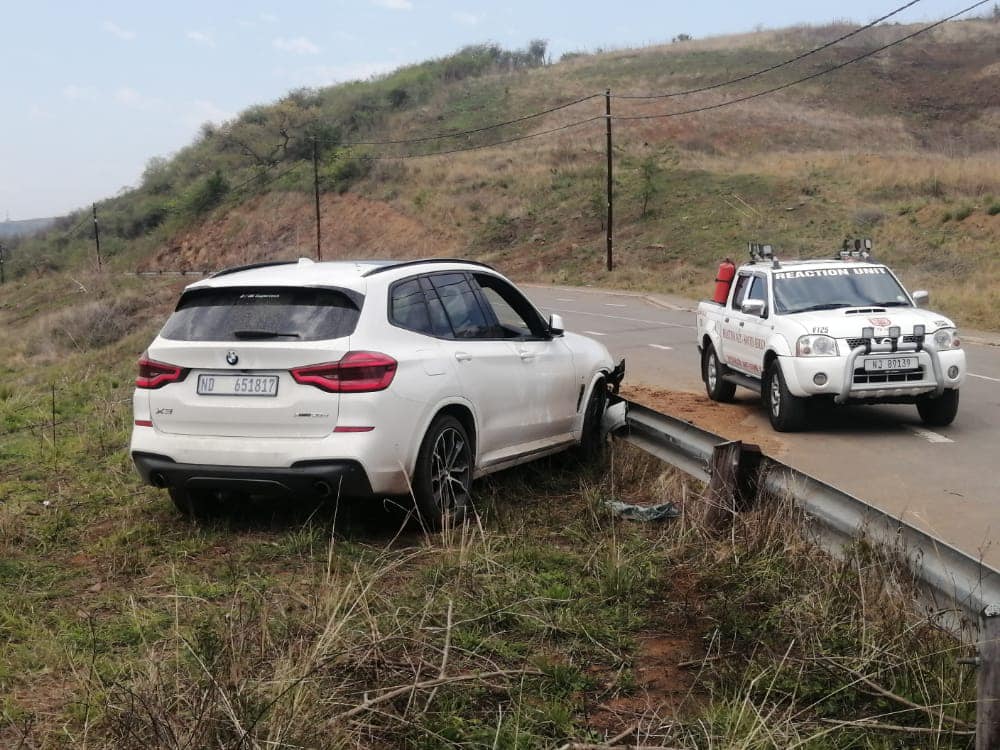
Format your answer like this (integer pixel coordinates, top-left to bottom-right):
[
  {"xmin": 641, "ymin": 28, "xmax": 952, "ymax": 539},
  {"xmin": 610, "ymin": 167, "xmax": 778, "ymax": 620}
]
[{"xmin": 0, "ymin": 0, "xmax": 987, "ymax": 219}]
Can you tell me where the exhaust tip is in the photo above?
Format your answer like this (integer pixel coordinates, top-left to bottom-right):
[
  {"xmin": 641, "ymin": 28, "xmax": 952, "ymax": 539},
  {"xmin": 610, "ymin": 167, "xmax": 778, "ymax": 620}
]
[
  {"xmin": 150, "ymin": 472, "xmax": 168, "ymax": 488},
  {"xmin": 313, "ymin": 480, "xmax": 333, "ymax": 498}
]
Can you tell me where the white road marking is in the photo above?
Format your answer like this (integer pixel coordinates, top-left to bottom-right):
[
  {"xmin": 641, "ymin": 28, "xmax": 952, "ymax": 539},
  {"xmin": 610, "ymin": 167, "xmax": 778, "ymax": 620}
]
[
  {"xmin": 583, "ymin": 330, "xmax": 606, "ymax": 336},
  {"xmin": 969, "ymin": 373, "xmax": 1000, "ymax": 383},
  {"xmin": 908, "ymin": 427, "xmax": 954, "ymax": 444},
  {"xmin": 556, "ymin": 298, "xmax": 575, "ymax": 302},
  {"xmin": 544, "ymin": 307, "xmax": 694, "ymax": 330},
  {"xmin": 605, "ymin": 303, "xmax": 627, "ymax": 307},
  {"xmin": 649, "ymin": 344, "xmax": 674, "ymax": 350}
]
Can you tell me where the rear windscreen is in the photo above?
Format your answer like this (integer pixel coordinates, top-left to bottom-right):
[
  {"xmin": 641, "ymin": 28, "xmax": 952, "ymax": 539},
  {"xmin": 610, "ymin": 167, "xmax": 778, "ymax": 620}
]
[{"xmin": 160, "ymin": 286, "xmax": 362, "ymax": 341}]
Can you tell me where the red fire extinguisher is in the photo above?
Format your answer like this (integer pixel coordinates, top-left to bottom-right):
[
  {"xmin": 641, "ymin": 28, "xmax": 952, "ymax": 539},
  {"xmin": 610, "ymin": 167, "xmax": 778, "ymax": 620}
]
[{"xmin": 713, "ymin": 259, "xmax": 736, "ymax": 304}]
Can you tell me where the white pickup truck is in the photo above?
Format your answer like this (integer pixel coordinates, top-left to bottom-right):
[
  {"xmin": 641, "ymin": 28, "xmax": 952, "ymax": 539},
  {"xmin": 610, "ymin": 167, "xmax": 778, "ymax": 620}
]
[{"xmin": 695, "ymin": 246, "xmax": 966, "ymax": 431}]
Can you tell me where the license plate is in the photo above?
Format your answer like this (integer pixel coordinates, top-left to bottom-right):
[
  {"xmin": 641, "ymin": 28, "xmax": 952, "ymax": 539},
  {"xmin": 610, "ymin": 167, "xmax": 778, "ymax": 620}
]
[
  {"xmin": 197, "ymin": 374, "xmax": 279, "ymax": 397},
  {"xmin": 863, "ymin": 357, "xmax": 918, "ymax": 372}
]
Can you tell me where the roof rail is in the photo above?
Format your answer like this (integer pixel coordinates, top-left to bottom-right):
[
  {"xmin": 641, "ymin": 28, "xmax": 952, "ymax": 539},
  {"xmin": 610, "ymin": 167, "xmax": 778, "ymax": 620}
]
[
  {"xmin": 361, "ymin": 258, "xmax": 497, "ymax": 278},
  {"xmin": 209, "ymin": 259, "xmax": 298, "ymax": 278}
]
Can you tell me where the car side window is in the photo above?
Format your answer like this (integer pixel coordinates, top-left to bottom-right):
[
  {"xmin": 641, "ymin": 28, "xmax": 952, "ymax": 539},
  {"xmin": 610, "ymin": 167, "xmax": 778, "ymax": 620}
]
[
  {"xmin": 429, "ymin": 273, "xmax": 491, "ymax": 339},
  {"xmin": 747, "ymin": 275, "xmax": 769, "ymax": 316},
  {"xmin": 389, "ymin": 279, "xmax": 433, "ymax": 335},
  {"xmin": 419, "ymin": 277, "xmax": 454, "ymax": 338},
  {"xmin": 472, "ymin": 273, "xmax": 548, "ymax": 339},
  {"xmin": 730, "ymin": 274, "xmax": 751, "ymax": 310}
]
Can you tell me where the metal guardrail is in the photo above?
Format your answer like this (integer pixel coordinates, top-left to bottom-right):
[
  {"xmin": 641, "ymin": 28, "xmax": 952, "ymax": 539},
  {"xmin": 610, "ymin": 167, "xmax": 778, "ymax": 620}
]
[{"xmin": 618, "ymin": 399, "xmax": 1000, "ymax": 620}]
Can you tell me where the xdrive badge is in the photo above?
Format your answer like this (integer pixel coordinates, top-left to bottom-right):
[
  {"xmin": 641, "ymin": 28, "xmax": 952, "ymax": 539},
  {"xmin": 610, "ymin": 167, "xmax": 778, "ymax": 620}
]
[{"xmin": 226, "ymin": 351, "xmax": 239, "ymax": 366}]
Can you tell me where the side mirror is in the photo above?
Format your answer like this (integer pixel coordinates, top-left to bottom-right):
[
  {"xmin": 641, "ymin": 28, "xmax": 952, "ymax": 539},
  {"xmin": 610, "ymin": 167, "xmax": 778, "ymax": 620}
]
[
  {"xmin": 548, "ymin": 313, "xmax": 565, "ymax": 336},
  {"xmin": 741, "ymin": 299, "xmax": 766, "ymax": 317},
  {"xmin": 912, "ymin": 290, "xmax": 929, "ymax": 308}
]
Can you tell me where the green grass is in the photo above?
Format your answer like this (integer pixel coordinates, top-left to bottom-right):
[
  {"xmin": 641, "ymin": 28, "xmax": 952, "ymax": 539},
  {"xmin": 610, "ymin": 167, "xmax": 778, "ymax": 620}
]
[{"xmin": 0, "ymin": 272, "xmax": 979, "ymax": 748}]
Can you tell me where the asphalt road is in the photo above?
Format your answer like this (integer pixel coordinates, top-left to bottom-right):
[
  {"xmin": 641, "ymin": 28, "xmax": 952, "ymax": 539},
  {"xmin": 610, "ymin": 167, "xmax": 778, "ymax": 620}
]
[{"xmin": 526, "ymin": 284, "xmax": 1000, "ymax": 570}]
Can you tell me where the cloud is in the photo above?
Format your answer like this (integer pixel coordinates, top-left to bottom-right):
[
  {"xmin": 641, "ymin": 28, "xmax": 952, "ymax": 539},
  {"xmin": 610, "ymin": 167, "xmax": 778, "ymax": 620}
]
[
  {"xmin": 186, "ymin": 30, "xmax": 215, "ymax": 47},
  {"xmin": 115, "ymin": 87, "xmax": 162, "ymax": 110},
  {"xmin": 371, "ymin": 0, "xmax": 413, "ymax": 10},
  {"xmin": 453, "ymin": 11, "xmax": 480, "ymax": 25},
  {"xmin": 272, "ymin": 36, "xmax": 320, "ymax": 55},
  {"xmin": 182, "ymin": 99, "xmax": 235, "ymax": 131},
  {"xmin": 260, "ymin": 12, "xmax": 278, "ymax": 23},
  {"xmin": 103, "ymin": 21, "xmax": 136, "ymax": 40},
  {"xmin": 63, "ymin": 85, "xmax": 98, "ymax": 102}
]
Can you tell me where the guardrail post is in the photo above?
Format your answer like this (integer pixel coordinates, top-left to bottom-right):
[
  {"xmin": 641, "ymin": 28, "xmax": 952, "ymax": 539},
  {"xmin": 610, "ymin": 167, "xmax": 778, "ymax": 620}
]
[
  {"xmin": 705, "ymin": 440, "xmax": 762, "ymax": 530},
  {"xmin": 977, "ymin": 604, "xmax": 1000, "ymax": 750}
]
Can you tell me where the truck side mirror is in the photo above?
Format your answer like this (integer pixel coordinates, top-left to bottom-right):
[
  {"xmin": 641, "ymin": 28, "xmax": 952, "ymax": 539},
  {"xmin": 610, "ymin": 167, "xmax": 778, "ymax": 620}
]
[
  {"xmin": 912, "ymin": 290, "xmax": 929, "ymax": 308},
  {"xmin": 741, "ymin": 299, "xmax": 766, "ymax": 317}
]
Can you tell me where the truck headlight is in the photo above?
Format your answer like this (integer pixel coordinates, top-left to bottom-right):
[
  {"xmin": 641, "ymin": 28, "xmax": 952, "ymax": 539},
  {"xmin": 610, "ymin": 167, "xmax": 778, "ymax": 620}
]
[
  {"xmin": 796, "ymin": 334, "xmax": 838, "ymax": 356},
  {"xmin": 933, "ymin": 327, "xmax": 961, "ymax": 349}
]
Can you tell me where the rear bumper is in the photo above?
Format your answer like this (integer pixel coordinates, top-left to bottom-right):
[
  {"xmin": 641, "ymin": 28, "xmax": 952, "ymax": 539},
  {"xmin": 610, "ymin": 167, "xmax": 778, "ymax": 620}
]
[{"xmin": 132, "ymin": 452, "xmax": 374, "ymax": 499}]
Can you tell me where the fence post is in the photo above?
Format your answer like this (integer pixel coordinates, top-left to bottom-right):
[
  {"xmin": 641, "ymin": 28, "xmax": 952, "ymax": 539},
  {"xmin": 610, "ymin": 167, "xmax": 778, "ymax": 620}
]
[
  {"xmin": 604, "ymin": 88, "xmax": 614, "ymax": 272},
  {"xmin": 705, "ymin": 440, "xmax": 762, "ymax": 530},
  {"xmin": 977, "ymin": 604, "xmax": 1000, "ymax": 749}
]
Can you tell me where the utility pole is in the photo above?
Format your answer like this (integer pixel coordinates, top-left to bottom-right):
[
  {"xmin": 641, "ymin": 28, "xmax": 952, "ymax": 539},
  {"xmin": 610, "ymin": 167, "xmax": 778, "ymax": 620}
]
[
  {"xmin": 312, "ymin": 137, "xmax": 322, "ymax": 261},
  {"xmin": 605, "ymin": 89, "xmax": 614, "ymax": 272},
  {"xmin": 92, "ymin": 203, "xmax": 102, "ymax": 271}
]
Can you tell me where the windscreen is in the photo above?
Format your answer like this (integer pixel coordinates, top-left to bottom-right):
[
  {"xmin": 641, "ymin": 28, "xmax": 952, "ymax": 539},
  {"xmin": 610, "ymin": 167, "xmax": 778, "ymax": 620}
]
[
  {"xmin": 772, "ymin": 267, "xmax": 910, "ymax": 315},
  {"xmin": 160, "ymin": 286, "xmax": 361, "ymax": 341}
]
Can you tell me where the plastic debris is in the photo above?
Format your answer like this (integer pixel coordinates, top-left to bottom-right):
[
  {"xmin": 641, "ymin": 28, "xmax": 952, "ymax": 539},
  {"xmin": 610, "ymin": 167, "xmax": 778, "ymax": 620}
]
[{"xmin": 605, "ymin": 500, "xmax": 680, "ymax": 522}]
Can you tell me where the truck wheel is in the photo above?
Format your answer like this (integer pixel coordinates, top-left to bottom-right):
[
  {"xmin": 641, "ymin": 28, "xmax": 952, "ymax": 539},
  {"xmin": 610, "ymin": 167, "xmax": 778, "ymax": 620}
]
[
  {"xmin": 412, "ymin": 415, "xmax": 472, "ymax": 528},
  {"xmin": 764, "ymin": 360, "xmax": 807, "ymax": 432},
  {"xmin": 916, "ymin": 389, "xmax": 959, "ymax": 427},
  {"xmin": 702, "ymin": 344, "xmax": 736, "ymax": 403}
]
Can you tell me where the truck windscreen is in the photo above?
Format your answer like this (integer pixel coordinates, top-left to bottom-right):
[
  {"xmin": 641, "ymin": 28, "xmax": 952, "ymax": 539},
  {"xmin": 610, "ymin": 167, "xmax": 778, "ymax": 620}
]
[{"xmin": 772, "ymin": 267, "xmax": 910, "ymax": 314}]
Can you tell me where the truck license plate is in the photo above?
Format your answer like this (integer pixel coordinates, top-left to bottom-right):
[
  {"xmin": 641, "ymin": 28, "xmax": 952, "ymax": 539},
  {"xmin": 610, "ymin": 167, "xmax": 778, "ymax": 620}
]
[
  {"xmin": 863, "ymin": 357, "xmax": 918, "ymax": 372},
  {"xmin": 197, "ymin": 374, "xmax": 279, "ymax": 396}
]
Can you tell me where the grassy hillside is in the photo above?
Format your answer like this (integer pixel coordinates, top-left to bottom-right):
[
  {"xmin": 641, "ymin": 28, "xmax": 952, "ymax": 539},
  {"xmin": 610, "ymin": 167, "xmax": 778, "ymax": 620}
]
[{"xmin": 7, "ymin": 20, "xmax": 1000, "ymax": 327}]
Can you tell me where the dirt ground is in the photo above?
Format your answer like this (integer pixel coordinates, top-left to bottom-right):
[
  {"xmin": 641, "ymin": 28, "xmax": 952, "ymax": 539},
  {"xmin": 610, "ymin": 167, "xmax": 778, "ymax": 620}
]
[{"xmin": 621, "ymin": 384, "xmax": 788, "ymax": 458}]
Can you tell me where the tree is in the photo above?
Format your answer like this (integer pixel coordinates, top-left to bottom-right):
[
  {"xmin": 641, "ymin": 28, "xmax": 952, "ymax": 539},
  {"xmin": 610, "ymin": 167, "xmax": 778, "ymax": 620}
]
[
  {"xmin": 638, "ymin": 156, "xmax": 662, "ymax": 218},
  {"xmin": 528, "ymin": 39, "xmax": 548, "ymax": 66},
  {"xmin": 672, "ymin": 33, "xmax": 692, "ymax": 43}
]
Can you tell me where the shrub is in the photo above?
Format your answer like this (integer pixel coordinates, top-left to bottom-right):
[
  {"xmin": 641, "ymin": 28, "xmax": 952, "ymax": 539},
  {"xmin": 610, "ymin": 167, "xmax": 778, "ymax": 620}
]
[
  {"xmin": 49, "ymin": 295, "xmax": 146, "ymax": 351},
  {"xmin": 183, "ymin": 170, "xmax": 230, "ymax": 216},
  {"xmin": 988, "ymin": 203, "xmax": 1000, "ymax": 216},
  {"xmin": 954, "ymin": 205, "xmax": 973, "ymax": 221}
]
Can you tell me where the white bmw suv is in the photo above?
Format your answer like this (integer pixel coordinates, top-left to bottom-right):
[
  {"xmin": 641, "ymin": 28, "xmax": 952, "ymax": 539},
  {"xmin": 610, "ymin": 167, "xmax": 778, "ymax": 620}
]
[{"xmin": 131, "ymin": 258, "xmax": 622, "ymax": 521}]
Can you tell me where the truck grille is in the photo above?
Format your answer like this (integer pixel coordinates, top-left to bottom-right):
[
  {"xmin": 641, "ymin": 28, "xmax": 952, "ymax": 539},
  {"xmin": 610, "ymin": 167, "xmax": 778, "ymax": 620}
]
[
  {"xmin": 853, "ymin": 366, "xmax": 925, "ymax": 385},
  {"xmin": 845, "ymin": 334, "xmax": 921, "ymax": 349}
]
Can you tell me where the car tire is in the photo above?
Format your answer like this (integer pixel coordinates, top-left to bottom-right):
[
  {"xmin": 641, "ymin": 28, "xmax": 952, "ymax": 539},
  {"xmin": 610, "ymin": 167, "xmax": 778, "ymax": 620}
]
[
  {"xmin": 412, "ymin": 415, "xmax": 473, "ymax": 528},
  {"xmin": 578, "ymin": 378, "xmax": 608, "ymax": 460},
  {"xmin": 916, "ymin": 389, "xmax": 959, "ymax": 427},
  {"xmin": 764, "ymin": 360, "xmax": 807, "ymax": 432},
  {"xmin": 703, "ymin": 344, "xmax": 736, "ymax": 403},
  {"xmin": 168, "ymin": 487, "xmax": 220, "ymax": 519}
]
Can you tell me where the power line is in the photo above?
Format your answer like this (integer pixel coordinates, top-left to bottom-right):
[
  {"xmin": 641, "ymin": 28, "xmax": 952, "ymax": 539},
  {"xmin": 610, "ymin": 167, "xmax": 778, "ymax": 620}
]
[
  {"xmin": 611, "ymin": 0, "xmax": 991, "ymax": 123},
  {"xmin": 357, "ymin": 115, "xmax": 605, "ymax": 160},
  {"xmin": 613, "ymin": 0, "xmax": 925, "ymax": 100},
  {"xmin": 314, "ymin": 92, "xmax": 603, "ymax": 148}
]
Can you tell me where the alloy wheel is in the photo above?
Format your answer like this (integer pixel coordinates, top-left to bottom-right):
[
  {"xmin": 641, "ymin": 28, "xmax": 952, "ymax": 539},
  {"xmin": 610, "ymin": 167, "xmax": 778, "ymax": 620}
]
[{"xmin": 430, "ymin": 426, "xmax": 470, "ymax": 513}]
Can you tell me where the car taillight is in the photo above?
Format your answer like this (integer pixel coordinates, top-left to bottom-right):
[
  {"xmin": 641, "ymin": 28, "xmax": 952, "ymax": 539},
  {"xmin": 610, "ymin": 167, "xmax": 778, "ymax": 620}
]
[
  {"xmin": 291, "ymin": 351, "xmax": 398, "ymax": 393},
  {"xmin": 136, "ymin": 357, "xmax": 188, "ymax": 389}
]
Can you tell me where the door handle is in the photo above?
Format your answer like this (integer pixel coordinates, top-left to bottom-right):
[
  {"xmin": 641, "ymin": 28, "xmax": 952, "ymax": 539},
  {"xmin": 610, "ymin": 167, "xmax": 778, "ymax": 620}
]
[
  {"xmin": 454, "ymin": 352, "xmax": 472, "ymax": 362},
  {"xmin": 518, "ymin": 350, "xmax": 534, "ymax": 361}
]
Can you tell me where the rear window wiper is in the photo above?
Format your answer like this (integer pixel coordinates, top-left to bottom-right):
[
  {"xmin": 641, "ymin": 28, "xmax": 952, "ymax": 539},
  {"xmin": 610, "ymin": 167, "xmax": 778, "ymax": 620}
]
[{"xmin": 232, "ymin": 329, "xmax": 301, "ymax": 339}]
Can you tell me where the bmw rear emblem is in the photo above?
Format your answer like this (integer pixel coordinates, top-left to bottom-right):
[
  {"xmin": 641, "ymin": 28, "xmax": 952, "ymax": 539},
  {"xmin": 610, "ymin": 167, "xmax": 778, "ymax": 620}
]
[{"xmin": 226, "ymin": 351, "xmax": 239, "ymax": 366}]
